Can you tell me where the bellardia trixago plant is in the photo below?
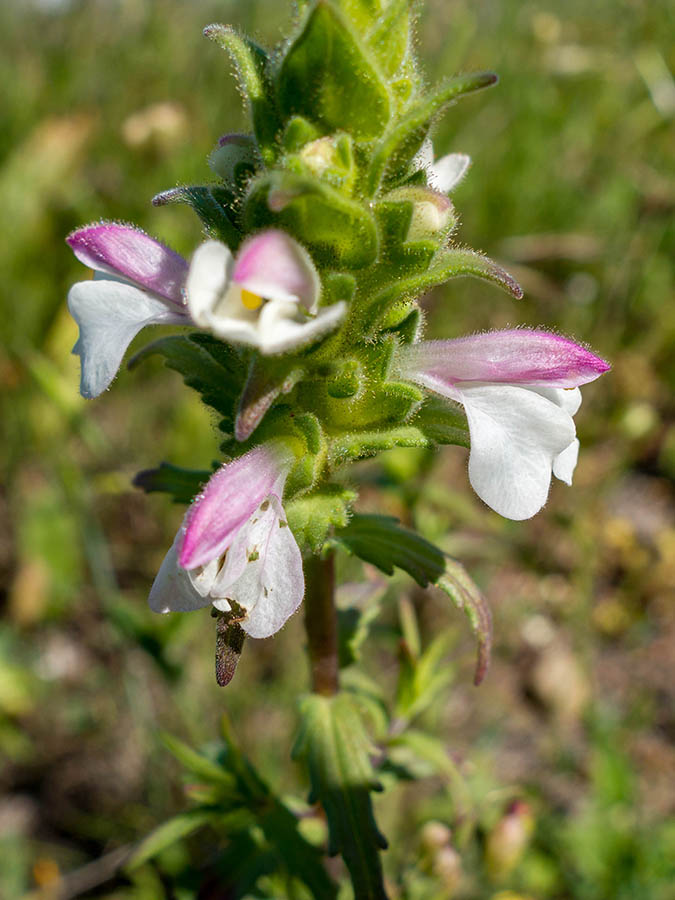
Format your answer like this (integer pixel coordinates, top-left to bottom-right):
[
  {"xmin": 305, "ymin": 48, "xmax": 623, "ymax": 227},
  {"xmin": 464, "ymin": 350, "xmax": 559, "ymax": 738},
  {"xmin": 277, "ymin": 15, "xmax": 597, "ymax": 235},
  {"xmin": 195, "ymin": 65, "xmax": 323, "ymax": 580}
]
[{"xmin": 65, "ymin": 2, "xmax": 609, "ymax": 895}]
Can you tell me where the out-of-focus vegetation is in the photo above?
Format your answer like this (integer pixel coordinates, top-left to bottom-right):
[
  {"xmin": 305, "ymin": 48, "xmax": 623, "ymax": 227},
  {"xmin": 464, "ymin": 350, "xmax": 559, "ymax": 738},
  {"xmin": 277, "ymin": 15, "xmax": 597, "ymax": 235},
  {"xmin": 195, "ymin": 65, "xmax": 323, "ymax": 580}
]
[{"xmin": 0, "ymin": 0, "xmax": 673, "ymax": 897}]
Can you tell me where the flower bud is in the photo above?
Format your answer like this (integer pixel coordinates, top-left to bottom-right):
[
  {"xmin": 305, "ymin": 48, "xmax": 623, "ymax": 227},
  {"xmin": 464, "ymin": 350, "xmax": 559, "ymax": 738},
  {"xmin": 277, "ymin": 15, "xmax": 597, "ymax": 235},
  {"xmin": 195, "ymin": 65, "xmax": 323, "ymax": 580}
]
[
  {"xmin": 486, "ymin": 800, "xmax": 535, "ymax": 881},
  {"xmin": 386, "ymin": 186, "xmax": 457, "ymax": 240}
]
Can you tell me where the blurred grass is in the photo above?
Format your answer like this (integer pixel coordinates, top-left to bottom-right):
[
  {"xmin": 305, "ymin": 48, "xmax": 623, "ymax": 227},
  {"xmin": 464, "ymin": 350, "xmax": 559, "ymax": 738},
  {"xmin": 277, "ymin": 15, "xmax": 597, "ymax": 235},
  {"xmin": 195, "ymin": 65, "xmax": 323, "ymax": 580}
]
[{"xmin": 0, "ymin": 0, "xmax": 674, "ymax": 897}]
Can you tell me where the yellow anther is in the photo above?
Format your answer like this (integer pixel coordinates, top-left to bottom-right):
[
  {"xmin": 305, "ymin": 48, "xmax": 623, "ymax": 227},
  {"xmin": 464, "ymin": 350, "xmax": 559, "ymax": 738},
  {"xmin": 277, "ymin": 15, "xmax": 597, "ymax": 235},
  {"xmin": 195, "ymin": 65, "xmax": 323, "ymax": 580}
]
[{"xmin": 240, "ymin": 288, "xmax": 263, "ymax": 310}]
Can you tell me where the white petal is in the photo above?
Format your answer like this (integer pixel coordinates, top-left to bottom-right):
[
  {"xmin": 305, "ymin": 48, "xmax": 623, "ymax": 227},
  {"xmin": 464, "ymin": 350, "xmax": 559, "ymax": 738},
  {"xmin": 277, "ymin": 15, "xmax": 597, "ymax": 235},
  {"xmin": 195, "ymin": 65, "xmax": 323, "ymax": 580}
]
[
  {"xmin": 429, "ymin": 153, "xmax": 471, "ymax": 192},
  {"xmin": 532, "ymin": 385, "xmax": 582, "ymax": 416},
  {"xmin": 202, "ymin": 310, "xmax": 262, "ymax": 347},
  {"xmin": 185, "ymin": 240, "xmax": 234, "ymax": 326},
  {"xmin": 68, "ymin": 278, "xmax": 184, "ymax": 398},
  {"xmin": 148, "ymin": 534, "xmax": 216, "ymax": 613},
  {"xmin": 211, "ymin": 496, "xmax": 304, "ymax": 638},
  {"xmin": 256, "ymin": 300, "xmax": 347, "ymax": 355},
  {"xmin": 553, "ymin": 438, "xmax": 579, "ymax": 485},
  {"xmin": 458, "ymin": 383, "xmax": 577, "ymax": 520}
]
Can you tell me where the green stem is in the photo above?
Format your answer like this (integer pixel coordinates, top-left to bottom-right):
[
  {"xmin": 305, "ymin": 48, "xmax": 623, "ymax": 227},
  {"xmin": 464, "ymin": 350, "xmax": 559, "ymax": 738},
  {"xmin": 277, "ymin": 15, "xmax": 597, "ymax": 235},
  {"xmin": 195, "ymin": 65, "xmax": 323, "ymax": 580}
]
[{"xmin": 303, "ymin": 551, "xmax": 339, "ymax": 696}]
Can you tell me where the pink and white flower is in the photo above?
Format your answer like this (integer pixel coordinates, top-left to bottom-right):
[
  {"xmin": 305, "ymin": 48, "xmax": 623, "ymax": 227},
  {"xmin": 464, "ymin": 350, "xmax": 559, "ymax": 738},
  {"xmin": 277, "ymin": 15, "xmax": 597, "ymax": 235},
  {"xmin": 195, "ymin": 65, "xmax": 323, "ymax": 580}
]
[
  {"xmin": 67, "ymin": 223, "xmax": 190, "ymax": 398},
  {"xmin": 416, "ymin": 139, "xmax": 471, "ymax": 193},
  {"xmin": 185, "ymin": 229, "xmax": 346, "ymax": 354},
  {"xmin": 397, "ymin": 330, "xmax": 610, "ymax": 520},
  {"xmin": 67, "ymin": 225, "xmax": 345, "ymax": 398},
  {"xmin": 149, "ymin": 443, "xmax": 304, "ymax": 639}
]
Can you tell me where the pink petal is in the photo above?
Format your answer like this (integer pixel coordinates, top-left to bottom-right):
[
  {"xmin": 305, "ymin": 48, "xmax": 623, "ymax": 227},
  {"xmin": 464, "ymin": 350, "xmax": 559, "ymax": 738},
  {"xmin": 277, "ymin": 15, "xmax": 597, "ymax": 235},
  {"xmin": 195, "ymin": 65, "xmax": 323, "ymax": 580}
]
[
  {"xmin": 399, "ymin": 330, "xmax": 609, "ymax": 390},
  {"xmin": 179, "ymin": 443, "xmax": 293, "ymax": 569},
  {"xmin": 67, "ymin": 223, "xmax": 188, "ymax": 306},
  {"xmin": 232, "ymin": 230, "xmax": 320, "ymax": 310}
]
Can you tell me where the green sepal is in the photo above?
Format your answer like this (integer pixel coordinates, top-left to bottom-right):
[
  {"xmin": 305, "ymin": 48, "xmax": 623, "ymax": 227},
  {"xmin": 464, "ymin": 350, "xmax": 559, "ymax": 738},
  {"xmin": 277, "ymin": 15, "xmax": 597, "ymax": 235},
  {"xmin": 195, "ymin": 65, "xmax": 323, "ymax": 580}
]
[
  {"xmin": 324, "ymin": 271, "xmax": 357, "ymax": 305},
  {"xmin": 363, "ymin": 246, "xmax": 523, "ymax": 332},
  {"xmin": 285, "ymin": 484, "xmax": 357, "ymax": 553},
  {"xmin": 413, "ymin": 396, "xmax": 469, "ymax": 447},
  {"xmin": 293, "ymin": 693, "xmax": 389, "ymax": 900},
  {"xmin": 333, "ymin": 514, "xmax": 492, "ymax": 683},
  {"xmin": 128, "ymin": 333, "xmax": 247, "ymax": 433},
  {"xmin": 152, "ymin": 185, "xmax": 241, "ymax": 249},
  {"xmin": 367, "ymin": 0, "xmax": 410, "ymax": 77},
  {"xmin": 204, "ymin": 25, "xmax": 280, "ymax": 165},
  {"xmin": 132, "ymin": 462, "xmax": 211, "ymax": 504},
  {"xmin": 278, "ymin": 1, "xmax": 391, "ymax": 141},
  {"xmin": 328, "ymin": 424, "xmax": 430, "ymax": 469},
  {"xmin": 367, "ymin": 71, "xmax": 498, "ymax": 194},
  {"xmin": 325, "ymin": 358, "xmax": 363, "ymax": 398},
  {"xmin": 244, "ymin": 170, "xmax": 378, "ymax": 268},
  {"xmin": 381, "ymin": 304, "xmax": 422, "ymax": 343},
  {"xmin": 280, "ymin": 115, "xmax": 322, "ymax": 153}
]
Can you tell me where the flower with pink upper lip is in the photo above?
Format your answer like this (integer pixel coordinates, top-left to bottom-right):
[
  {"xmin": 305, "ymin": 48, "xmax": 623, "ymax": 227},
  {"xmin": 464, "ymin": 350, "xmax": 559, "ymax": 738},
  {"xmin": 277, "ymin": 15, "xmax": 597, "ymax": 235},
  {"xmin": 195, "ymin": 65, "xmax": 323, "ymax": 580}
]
[
  {"xmin": 149, "ymin": 442, "xmax": 304, "ymax": 639},
  {"xmin": 67, "ymin": 224, "xmax": 345, "ymax": 398},
  {"xmin": 397, "ymin": 329, "xmax": 610, "ymax": 519},
  {"xmin": 67, "ymin": 223, "xmax": 191, "ymax": 398}
]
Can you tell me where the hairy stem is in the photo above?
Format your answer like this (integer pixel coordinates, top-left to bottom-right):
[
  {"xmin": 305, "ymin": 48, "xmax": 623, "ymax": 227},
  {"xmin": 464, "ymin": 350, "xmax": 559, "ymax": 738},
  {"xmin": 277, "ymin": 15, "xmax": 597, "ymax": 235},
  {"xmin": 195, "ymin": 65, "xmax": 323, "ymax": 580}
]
[{"xmin": 303, "ymin": 551, "xmax": 339, "ymax": 696}]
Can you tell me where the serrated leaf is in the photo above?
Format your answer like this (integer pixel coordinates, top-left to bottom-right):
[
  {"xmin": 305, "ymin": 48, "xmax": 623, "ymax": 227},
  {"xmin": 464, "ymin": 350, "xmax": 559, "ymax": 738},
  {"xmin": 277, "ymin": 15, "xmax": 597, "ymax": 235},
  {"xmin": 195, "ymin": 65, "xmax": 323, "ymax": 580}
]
[
  {"xmin": 152, "ymin": 184, "xmax": 241, "ymax": 249},
  {"xmin": 278, "ymin": 2, "xmax": 391, "ymax": 141},
  {"xmin": 367, "ymin": 71, "xmax": 498, "ymax": 194},
  {"xmin": 204, "ymin": 25, "xmax": 280, "ymax": 165},
  {"xmin": 285, "ymin": 485, "xmax": 357, "ymax": 553},
  {"xmin": 129, "ymin": 333, "xmax": 247, "ymax": 433},
  {"xmin": 244, "ymin": 169, "xmax": 379, "ymax": 269},
  {"xmin": 293, "ymin": 693, "xmax": 389, "ymax": 900},
  {"xmin": 127, "ymin": 808, "xmax": 219, "ymax": 870},
  {"xmin": 133, "ymin": 462, "xmax": 211, "ymax": 504},
  {"xmin": 333, "ymin": 515, "xmax": 492, "ymax": 682}
]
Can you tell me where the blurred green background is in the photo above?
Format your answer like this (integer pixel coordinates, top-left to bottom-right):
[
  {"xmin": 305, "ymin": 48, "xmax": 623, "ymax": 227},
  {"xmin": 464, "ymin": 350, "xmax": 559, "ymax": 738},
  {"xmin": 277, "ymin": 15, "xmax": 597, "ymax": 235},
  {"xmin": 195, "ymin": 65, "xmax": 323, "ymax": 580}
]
[{"xmin": 0, "ymin": 0, "xmax": 673, "ymax": 897}]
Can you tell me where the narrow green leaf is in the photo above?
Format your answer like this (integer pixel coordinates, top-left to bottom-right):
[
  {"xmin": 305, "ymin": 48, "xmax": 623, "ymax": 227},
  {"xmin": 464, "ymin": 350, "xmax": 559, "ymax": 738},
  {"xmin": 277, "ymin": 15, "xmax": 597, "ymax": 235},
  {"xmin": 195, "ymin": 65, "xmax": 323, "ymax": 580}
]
[
  {"xmin": 367, "ymin": 71, "xmax": 498, "ymax": 194},
  {"xmin": 161, "ymin": 733, "xmax": 238, "ymax": 788},
  {"xmin": 128, "ymin": 333, "xmax": 247, "ymax": 432},
  {"xmin": 204, "ymin": 25, "xmax": 280, "ymax": 164},
  {"xmin": 437, "ymin": 559, "xmax": 492, "ymax": 686},
  {"xmin": 128, "ymin": 808, "xmax": 219, "ymax": 870},
  {"xmin": 328, "ymin": 424, "xmax": 431, "ymax": 468},
  {"xmin": 334, "ymin": 515, "xmax": 492, "ymax": 682},
  {"xmin": 293, "ymin": 693, "xmax": 389, "ymax": 900},
  {"xmin": 334, "ymin": 514, "xmax": 444, "ymax": 584},
  {"xmin": 152, "ymin": 184, "xmax": 241, "ymax": 249},
  {"xmin": 133, "ymin": 462, "xmax": 211, "ymax": 504},
  {"xmin": 278, "ymin": 1, "xmax": 391, "ymax": 140},
  {"xmin": 363, "ymin": 246, "xmax": 522, "ymax": 332}
]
